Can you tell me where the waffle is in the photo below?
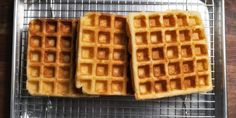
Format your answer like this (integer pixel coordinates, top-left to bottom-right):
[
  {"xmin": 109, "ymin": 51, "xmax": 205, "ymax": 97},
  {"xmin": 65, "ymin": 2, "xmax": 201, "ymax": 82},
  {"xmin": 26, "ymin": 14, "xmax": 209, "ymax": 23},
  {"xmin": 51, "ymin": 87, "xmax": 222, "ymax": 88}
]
[
  {"xmin": 76, "ymin": 12, "xmax": 129, "ymax": 95},
  {"xmin": 127, "ymin": 11, "xmax": 212, "ymax": 100},
  {"xmin": 26, "ymin": 19, "xmax": 82, "ymax": 97}
]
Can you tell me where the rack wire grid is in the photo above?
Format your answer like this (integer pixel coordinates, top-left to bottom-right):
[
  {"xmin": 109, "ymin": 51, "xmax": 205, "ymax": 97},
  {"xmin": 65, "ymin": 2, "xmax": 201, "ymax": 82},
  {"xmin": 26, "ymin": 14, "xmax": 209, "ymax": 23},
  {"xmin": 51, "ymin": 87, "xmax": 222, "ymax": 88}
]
[{"xmin": 11, "ymin": 0, "xmax": 226, "ymax": 118}]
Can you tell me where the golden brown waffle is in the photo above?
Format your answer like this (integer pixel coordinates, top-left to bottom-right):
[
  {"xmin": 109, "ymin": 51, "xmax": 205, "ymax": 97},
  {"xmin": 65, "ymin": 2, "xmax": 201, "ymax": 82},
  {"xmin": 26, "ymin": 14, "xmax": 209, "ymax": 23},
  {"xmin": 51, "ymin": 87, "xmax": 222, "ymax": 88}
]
[
  {"xmin": 76, "ymin": 12, "xmax": 129, "ymax": 95},
  {"xmin": 27, "ymin": 19, "xmax": 82, "ymax": 97},
  {"xmin": 127, "ymin": 11, "xmax": 212, "ymax": 100}
]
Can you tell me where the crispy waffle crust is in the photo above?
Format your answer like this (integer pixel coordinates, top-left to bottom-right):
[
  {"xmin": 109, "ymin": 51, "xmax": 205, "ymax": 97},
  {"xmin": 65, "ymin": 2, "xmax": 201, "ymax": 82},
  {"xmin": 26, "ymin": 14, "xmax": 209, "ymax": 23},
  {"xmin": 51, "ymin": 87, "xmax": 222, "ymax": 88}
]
[
  {"xmin": 27, "ymin": 19, "xmax": 83, "ymax": 97},
  {"xmin": 76, "ymin": 12, "xmax": 129, "ymax": 95},
  {"xmin": 127, "ymin": 11, "xmax": 212, "ymax": 100}
]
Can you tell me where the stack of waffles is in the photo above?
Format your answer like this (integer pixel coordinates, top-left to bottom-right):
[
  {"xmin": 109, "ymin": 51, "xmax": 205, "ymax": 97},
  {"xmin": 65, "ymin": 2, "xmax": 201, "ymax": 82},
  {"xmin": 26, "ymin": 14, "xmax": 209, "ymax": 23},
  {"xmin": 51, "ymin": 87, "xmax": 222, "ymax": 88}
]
[
  {"xmin": 27, "ymin": 19, "xmax": 81, "ymax": 97},
  {"xmin": 26, "ymin": 11, "xmax": 212, "ymax": 100},
  {"xmin": 76, "ymin": 12, "xmax": 129, "ymax": 95},
  {"xmin": 127, "ymin": 11, "xmax": 212, "ymax": 100}
]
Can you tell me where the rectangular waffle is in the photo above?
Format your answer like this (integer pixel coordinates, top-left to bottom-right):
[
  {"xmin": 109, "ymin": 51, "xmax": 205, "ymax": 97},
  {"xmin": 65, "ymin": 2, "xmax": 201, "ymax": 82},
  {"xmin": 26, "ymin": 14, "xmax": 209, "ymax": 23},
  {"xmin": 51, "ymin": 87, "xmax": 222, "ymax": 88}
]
[
  {"xmin": 27, "ymin": 19, "xmax": 82, "ymax": 97},
  {"xmin": 127, "ymin": 11, "xmax": 212, "ymax": 100},
  {"xmin": 76, "ymin": 12, "xmax": 129, "ymax": 95}
]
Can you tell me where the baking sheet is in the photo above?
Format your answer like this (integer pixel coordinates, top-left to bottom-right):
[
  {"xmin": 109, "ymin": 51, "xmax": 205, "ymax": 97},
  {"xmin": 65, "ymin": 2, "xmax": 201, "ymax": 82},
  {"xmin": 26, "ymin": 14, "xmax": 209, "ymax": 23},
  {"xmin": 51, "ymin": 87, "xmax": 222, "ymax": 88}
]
[{"xmin": 11, "ymin": 0, "xmax": 227, "ymax": 118}]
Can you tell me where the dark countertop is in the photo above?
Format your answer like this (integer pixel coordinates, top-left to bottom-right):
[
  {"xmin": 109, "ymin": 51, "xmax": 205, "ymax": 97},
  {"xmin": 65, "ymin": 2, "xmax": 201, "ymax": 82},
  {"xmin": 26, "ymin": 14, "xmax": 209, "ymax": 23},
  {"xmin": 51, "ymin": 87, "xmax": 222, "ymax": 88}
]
[
  {"xmin": 225, "ymin": 0, "xmax": 236, "ymax": 117},
  {"xmin": 0, "ymin": 0, "xmax": 13, "ymax": 118},
  {"xmin": 0, "ymin": 0, "xmax": 235, "ymax": 117}
]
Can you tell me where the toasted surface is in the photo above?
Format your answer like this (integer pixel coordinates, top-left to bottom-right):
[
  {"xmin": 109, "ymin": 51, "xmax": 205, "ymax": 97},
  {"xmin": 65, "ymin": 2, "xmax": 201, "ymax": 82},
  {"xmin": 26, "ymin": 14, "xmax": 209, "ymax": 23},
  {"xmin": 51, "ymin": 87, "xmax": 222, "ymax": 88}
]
[
  {"xmin": 27, "ymin": 19, "xmax": 82, "ymax": 97},
  {"xmin": 76, "ymin": 12, "xmax": 129, "ymax": 95},
  {"xmin": 127, "ymin": 11, "xmax": 212, "ymax": 100}
]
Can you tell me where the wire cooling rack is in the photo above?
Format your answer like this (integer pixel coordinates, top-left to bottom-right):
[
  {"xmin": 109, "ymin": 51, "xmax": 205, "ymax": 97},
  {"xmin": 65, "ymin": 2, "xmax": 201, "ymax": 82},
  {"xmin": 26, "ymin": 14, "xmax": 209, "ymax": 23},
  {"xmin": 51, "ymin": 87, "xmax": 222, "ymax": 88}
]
[{"xmin": 11, "ymin": 0, "xmax": 227, "ymax": 118}]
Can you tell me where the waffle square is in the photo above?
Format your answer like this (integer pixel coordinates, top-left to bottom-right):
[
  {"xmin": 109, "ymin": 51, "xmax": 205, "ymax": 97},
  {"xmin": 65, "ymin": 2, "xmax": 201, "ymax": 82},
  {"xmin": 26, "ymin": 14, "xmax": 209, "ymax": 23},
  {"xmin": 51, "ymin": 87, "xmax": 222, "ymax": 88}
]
[
  {"xmin": 76, "ymin": 12, "xmax": 129, "ymax": 95},
  {"xmin": 27, "ymin": 19, "xmax": 81, "ymax": 97},
  {"xmin": 127, "ymin": 11, "xmax": 212, "ymax": 100}
]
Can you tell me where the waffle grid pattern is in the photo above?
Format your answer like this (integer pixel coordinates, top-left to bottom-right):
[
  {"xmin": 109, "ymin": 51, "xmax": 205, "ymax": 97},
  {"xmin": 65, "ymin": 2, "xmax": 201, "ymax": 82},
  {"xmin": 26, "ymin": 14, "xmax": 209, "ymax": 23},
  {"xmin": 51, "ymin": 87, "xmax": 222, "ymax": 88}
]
[
  {"xmin": 128, "ymin": 11, "xmax": 212, "ymax": 100},
  {"xmin": 27, "ymin": 19, "xmax": 80, "ymax": 97},
  {"xmin": 76, "ymin": 13, "xmax": 128, "ymax": 95}
]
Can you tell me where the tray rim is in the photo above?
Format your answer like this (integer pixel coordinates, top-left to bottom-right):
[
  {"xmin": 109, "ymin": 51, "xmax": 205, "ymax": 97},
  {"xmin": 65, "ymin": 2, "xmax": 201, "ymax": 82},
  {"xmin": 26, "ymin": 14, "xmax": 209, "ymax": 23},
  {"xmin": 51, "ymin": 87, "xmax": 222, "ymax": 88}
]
[
  {"xmin": 221, "ymin": 0, "xmax": 227, "ymax": 117},
  {"xmin": 11, "ymin": 0, "xmax": 19, "ymax": 117},
  {"xmin": 10, "ymin": 0, "xmax": 227, "ymax": 118}
]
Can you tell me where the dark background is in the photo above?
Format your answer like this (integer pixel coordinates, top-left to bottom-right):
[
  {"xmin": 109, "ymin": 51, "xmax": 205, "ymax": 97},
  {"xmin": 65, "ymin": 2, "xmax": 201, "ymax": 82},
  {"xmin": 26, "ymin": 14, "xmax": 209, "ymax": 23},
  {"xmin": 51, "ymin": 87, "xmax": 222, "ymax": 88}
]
[{"xmin": 0, "ymin": 0, "xmax": 235, "ymax": 118}]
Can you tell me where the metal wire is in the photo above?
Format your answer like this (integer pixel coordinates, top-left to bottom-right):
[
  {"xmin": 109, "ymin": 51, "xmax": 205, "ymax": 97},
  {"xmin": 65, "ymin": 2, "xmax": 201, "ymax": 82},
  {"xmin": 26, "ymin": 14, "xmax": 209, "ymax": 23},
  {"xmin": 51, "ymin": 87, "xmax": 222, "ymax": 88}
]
[{"xmin": 14, "ymin": 0, "xmax": 216, "ymax": 117}]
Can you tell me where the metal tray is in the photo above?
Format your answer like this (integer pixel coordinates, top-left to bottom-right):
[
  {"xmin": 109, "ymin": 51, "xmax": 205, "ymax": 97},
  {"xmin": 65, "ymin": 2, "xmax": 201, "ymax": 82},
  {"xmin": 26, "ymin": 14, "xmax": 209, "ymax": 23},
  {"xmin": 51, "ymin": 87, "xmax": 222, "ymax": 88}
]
[{"xmin": 11, "ymin": 0, "xmax": 227, "ymax": 117}]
